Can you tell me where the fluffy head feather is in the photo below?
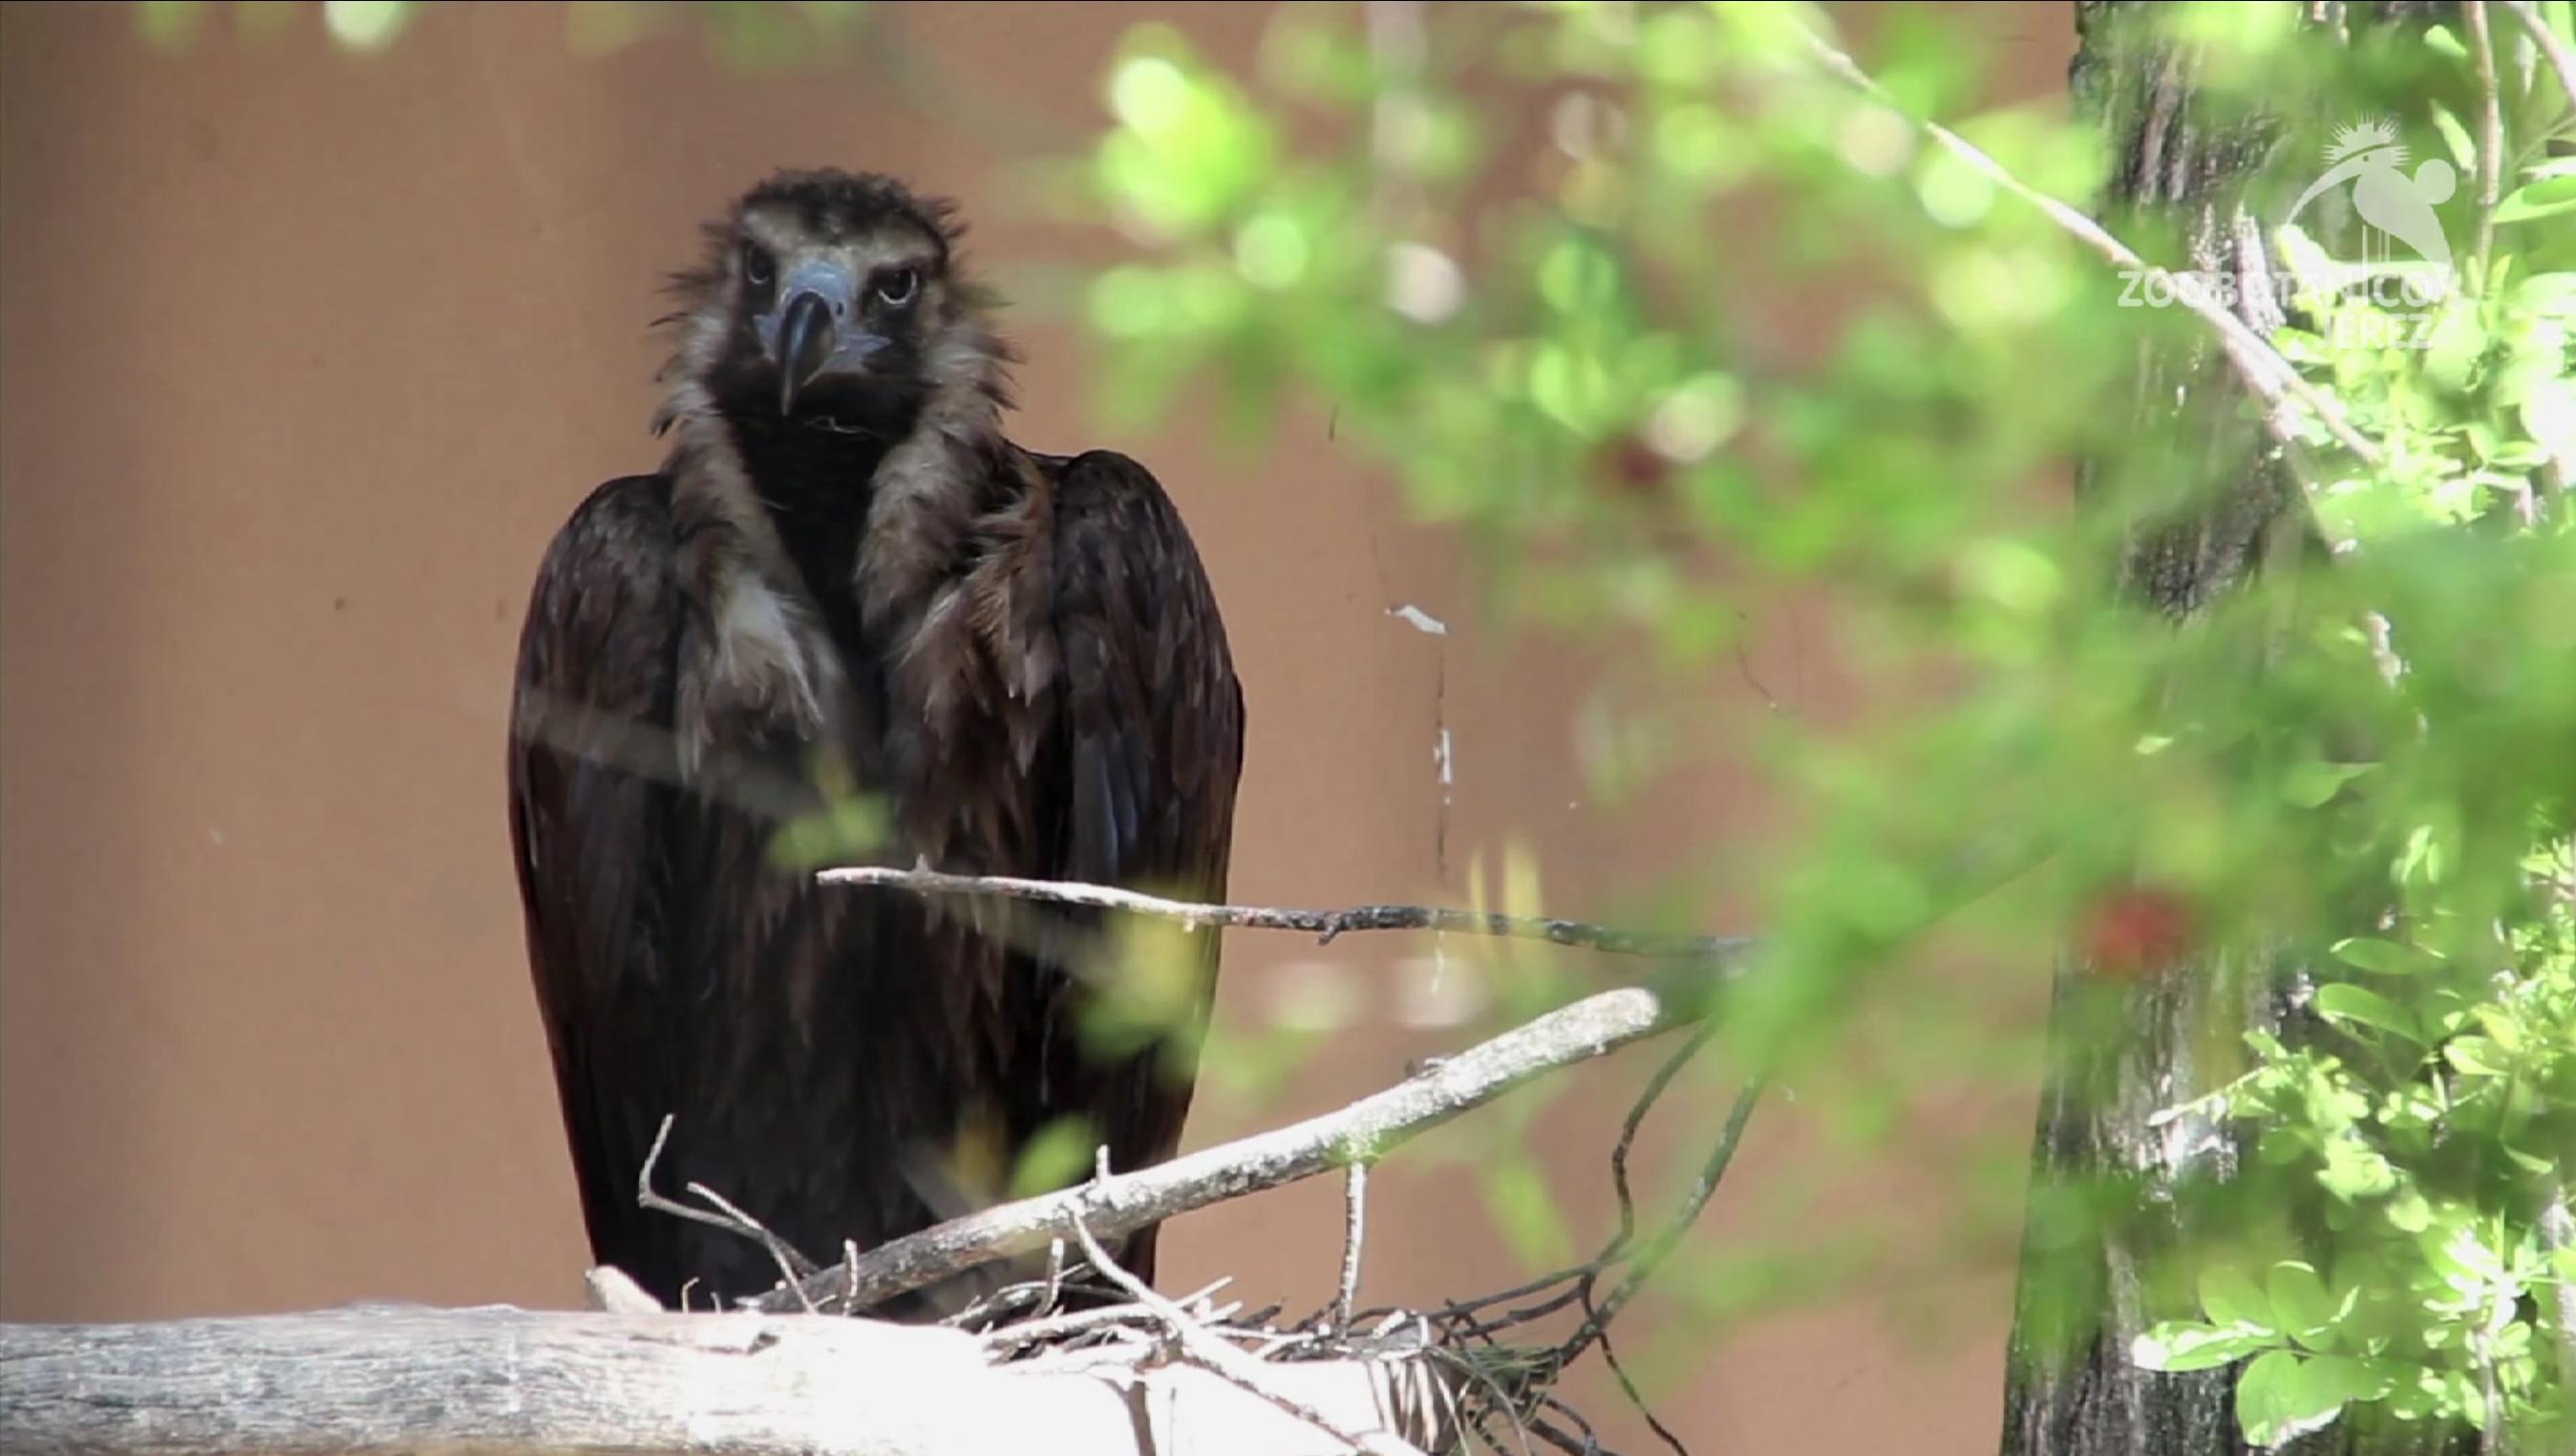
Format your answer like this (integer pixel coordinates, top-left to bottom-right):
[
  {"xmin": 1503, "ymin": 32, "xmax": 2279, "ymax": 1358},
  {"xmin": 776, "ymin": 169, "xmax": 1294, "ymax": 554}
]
[
  {"xmin": 649, "ymin": 168, "xmax": 1015, "ymax": 438},
  {"xmin": 645, "ymin": 169, "xmax": 1024, "ymax": 782}
]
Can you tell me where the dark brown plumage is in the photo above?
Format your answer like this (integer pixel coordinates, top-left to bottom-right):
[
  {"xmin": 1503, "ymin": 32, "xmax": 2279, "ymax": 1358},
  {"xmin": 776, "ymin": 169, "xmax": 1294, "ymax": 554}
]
[{"xmin": 505, "ymin": 169, "xmax": 1245, "ymax": 1315}]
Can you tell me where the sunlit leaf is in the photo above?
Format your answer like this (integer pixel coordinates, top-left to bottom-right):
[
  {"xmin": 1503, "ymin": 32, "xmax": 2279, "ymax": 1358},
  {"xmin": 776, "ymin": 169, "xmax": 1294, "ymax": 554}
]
[
  {"xmin": 2314, "ymin": 983, "xmax": 2420, "ymax": 1043},
  {"xmin": 2199, "ymin": 1265, "xmax": 2273, "ymax": 1331},
  {"xmin": 2133, "ymin": 1320, "xmax": 2272, "ymax": 1372},
  {"xmin": 2496, "ymin": 176, "xmax": 2576, "ymax": 224},
  {"xmin": 2267, "ymin": 1261, "xmax": 2340, "ymax": 1349}
]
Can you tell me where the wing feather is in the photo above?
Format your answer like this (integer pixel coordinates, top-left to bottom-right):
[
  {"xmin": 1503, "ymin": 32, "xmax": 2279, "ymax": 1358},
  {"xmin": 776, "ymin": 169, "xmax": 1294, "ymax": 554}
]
[
  {"xmin": 1023, "ymin": 450, "xmax": 1245, "ymax": 1279},
  {"xmin": 506, "ymin": 474, "xmax": 685, "ymax": 1280}
]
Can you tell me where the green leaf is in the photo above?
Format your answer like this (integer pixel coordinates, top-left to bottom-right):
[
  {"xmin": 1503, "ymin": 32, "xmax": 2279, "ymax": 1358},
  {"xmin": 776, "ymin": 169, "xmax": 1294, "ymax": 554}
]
[
  {"xmin": 2238, "ymin": 1347, "xmax": 2365, "ymax": 1447},
  {"xmin": 2429, "ymin": 105, "xmax": 2476, "ymax": 173},
  {"xmin": 2386, "ymin": 1187, "xmax": 2434, "ymax": 1233},
  {"xmin": 2506, "ymin": 1145, "xmax": 2556, "ymax": 1176},
  {"xmin": 2497, "ymin": 176, "xmax": 2576, "ymax": 224},
  {"xmin": 1480, "ymin": 1157, "xmax": 1576, "ymax": 1269},
  {"xmin": 2473, "ymin": 1005, "xmax": 2525, "ymax": 1055},
  {"xmin": 321, "ymin": 0, "xmax": 415, "ymax": 52},
  {"xmin": 2421, "ymin": 304, "xmax": 2485, "ymax": 394},
  {"xmin": 2133, "ymin": 1320, "xmax": 2273, "ymax": 1373},
  {"xmin": 2456, "ymin": 1371, "xmax": 2491, "ymax": 1428},
  {"xmin": 2282, "ymin": 760, "xmax": 2375, "ymax": 808},
  {"xmin": 138, "ymin": 0, "xmax": 208, "ymax": 47},
  {"xmin": 2319, "ymin": 1136, "xmax": 2397, "ymax": 1201},
  {"xmin": 2235, "ymin": 1348, "xmax": 2346, "ymax": 1446},
  {"xmin": 1006, "ymin": 1115, "xmax": 1101, "ymax": 1199},
  {"xmin": 2296, "ymin": 1354, "xmax": 2390, "ymax": 1411},
  {"xmin": 2442, "ymin": 1037, "xmax": 2506, "ymax": 1078},
  {"xmin": 2267, "ymin": 1261, "xmax": 2339, "ymax": 1349},
  {"xmin": 2314, "ymin": 983, "xmax": 2421, "ymax": 1043},
  {"xmin": 2523, "ymin": 379, "xmax": 2576, "ymax": 459},
  {"xmin": 2517, "ymin": 271, "xmax": 2576, "ymax": 317},
  {"xmin": 2199, "ymin": 1266, "xmax": 2273, "ymax": 1331},
  {"xmin": 2331, "ymin": 937, "xmax": 2421, "ymax": 975},
  {"xmin": 2393, "ymin": 825, "xmax": 2447, "ymax": 889}
]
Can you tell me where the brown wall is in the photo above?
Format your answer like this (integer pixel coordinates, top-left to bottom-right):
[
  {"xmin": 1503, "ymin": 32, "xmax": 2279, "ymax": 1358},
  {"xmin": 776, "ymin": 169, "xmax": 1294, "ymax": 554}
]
[{"xmin": 1, "ymin": 4, "xmax": 2076, "ymax": 1449}]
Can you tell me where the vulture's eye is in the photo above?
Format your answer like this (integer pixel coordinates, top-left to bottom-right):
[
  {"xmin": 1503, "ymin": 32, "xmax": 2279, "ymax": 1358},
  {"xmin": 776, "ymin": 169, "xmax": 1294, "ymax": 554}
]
[
  {"xmin": 741, "ymin": 243, "xmax": 774, "ymax": 289},
  {"xmin": 874, "ymin": 268, "xmax": 920, "ymax": 308}
]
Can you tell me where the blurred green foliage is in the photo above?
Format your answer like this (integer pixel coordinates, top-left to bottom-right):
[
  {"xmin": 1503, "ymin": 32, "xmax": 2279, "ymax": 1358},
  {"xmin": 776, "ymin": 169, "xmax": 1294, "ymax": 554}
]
[
  {"xmin": 1060, "ymin": 2, "xmax": 2575, "ymax": 1446},
  {"xmin": 135, "ymin": 1, "xmax": 874, "ymax": 66}
]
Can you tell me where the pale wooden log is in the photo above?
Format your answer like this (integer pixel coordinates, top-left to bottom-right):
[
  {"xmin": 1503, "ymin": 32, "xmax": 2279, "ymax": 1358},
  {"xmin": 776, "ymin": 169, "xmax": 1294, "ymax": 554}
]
[{"xmin": 0, "ymin": 1304, "xmax": 1455, "ymax": 1456}]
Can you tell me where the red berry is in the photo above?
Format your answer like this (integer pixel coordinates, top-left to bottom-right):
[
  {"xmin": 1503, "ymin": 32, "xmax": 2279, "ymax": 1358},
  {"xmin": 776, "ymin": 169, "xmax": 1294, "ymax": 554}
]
[{"xmin": 2081, "ymin": 887, "xmax": 2198, "ymax": 978}]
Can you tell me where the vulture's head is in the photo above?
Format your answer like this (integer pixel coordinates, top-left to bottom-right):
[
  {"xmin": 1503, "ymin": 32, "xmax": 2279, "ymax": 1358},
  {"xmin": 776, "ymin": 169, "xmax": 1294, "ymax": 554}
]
[{"xmin": 655, "ymin": 169, "xmax": 1012, "ymax": 441}]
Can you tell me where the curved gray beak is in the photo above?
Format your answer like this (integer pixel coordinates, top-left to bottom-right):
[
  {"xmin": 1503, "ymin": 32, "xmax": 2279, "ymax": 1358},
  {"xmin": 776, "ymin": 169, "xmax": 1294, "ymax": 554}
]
[{"xmin": 763, "ymin": 261, "xmax": 857, "ymax": 416}]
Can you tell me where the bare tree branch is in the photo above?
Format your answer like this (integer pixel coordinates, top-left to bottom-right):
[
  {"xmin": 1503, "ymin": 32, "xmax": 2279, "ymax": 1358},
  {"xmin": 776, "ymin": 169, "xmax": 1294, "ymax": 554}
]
[
  {"xmin": 2467, "ymin": 2, "xmax": 2504, "ymax": 279},
  {"xmin": 1795, "ymin": 23, "xmax": 2389, "ymax": 480},
  {"xmin": 817, "ymin": 865, "xmax": 1754, "ymax": 961},
  {"xmin": 2505, "ymin": 1, "xmax": 2576, "ymax": 111},
  {"xmin": 753, "ymin": 981, "xmax": 1731, "ymax": 1315}
]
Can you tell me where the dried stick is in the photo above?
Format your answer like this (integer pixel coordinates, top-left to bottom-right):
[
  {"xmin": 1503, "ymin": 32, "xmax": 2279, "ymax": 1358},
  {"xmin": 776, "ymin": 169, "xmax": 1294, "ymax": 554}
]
[
  {"xmin": 636, "ymin": 1114, "xmax": 820, "ymax": 1309},
  {"xmin": 756, "ymin": 982, "xmax": 1726, "ymax": 1314},
  {"xmin": 817, "ymin": 865, "xmax": 1754, "ymax": 961},
  {"xmin": 1066, "ymin": 1212, "xmax": 1430, "ymax": 1456},
  {"xmin": 1335, "ymin": 1160, "xmax": 1372, "ymax": 1333},
  {"xmin": 980, "ymin": 1277, "xmax": 1236, "ymax": 1354},
  {"xmin": 2505, "ymin": 2, "xmax": 2576, "ymax": 110},
  {"xmin": 686, "ymin": 1180, "xmax": 820, "ymax": 1314},
  {"xmin": 1796, "ymin": 24, "xmax": 2387, "ymax": 473}
]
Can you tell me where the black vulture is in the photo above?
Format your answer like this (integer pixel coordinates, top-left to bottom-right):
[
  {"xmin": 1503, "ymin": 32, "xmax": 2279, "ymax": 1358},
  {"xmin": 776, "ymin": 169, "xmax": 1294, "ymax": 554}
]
[{"xmin": 504, "ymin": 169, "xmax": 1245, "ymax": 1316}]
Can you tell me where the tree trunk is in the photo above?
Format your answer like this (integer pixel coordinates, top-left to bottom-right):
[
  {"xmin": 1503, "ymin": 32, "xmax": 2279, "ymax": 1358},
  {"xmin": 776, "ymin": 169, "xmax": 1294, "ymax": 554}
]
[{"xmin": 1999, "ymin": 5, "xmax": 2465, "ymax": 1456}]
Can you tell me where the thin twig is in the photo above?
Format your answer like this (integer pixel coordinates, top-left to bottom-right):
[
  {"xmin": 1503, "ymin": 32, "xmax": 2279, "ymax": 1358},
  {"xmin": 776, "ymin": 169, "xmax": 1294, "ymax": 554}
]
[
  {"xmin": 980, "ymin": 1276, "xmax": 1238, "ymax": 1354},
  {"xmin": 1425, "ymin": 1022, "xmax": 1724, "ymax": 1345},
  {"xmin": 1335, "ymin": 1160, "xmax": 1372, "ymax": 1333},
  {"xmin": 1425, "ymin": 1344, "xmax": 1537, "ymax": 1456},
  {"xmin": 634, "ymin": 1114, "xmax": 822, "ymax": 1307},
  {"xmin": 1340, "ymin": 1023, "xmax": 1755, "ymax": 1454},
  {"xmin": 756, "ymin": 983, "xmax": 1726, "ymax": 1314},
  {"xmin": 683, "ymin": 1181, "xmax": 820, "ymax": 1312},
  {"xmin": 2505, "ymin": 2, "xmax": 2576, "ymax": 111},
  {"xmin": 1066, "ymin": 1212, "xmax": 1430, "ymax": 1456},
  {"xmin": 1796, "ymin": 25, "xmax": 2386, "ymax": 471},
  {"xmin": 817, "ymin": 866, "xmax": 1755, "ymax": 962},
  {"xmin": 2467, "ymin": 3, "xmax": 2504, "ymax": 281},
  {"xmin": 1593, "ymin": 1317, "xmax": 1686, "ymax": 1456},
  {"xmin": 942, "ymin": 1256, "xmax": 1101, "ymax": 1335},
  {"xmin": 1579, "ymin": 1077, "xmax": 1766, "ymax": 1344},
  {"xmin": 1606, "ymin": 1021, "xmax": 1722, "ymax": 1259},
  {"xmin": 1532, "ymin": 1396, "xmax": 1604, "ymax": 1455},
  {"xmin": 979, "ymin": 1302, "xmax": 1161, "ymax": 1353}
]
